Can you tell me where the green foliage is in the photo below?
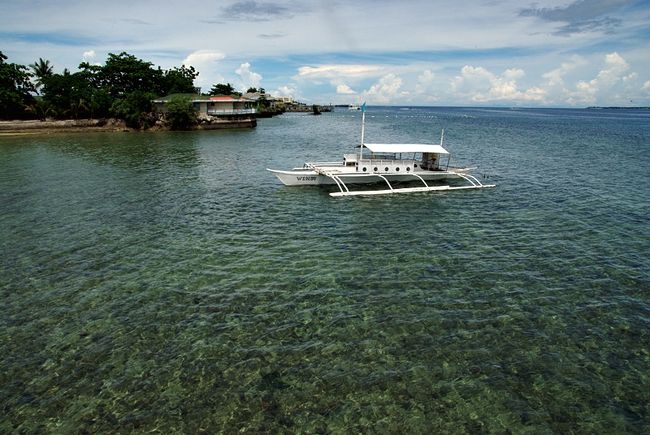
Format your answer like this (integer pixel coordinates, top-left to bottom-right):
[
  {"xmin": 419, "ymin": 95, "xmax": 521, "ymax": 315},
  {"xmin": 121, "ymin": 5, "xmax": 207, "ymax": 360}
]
[
  {"xmin": 41, "ymin": 70, "xmax": 92, "ymax": 119},
  {"xmin": 0, "ymin": 51, "xmax": 35, "ymax": 119},
  {"xmin": 29, "ymin": 58, "xmax": 53, "ymax": 92},
  {"xmin": 77, "ymin": 62, "xmax": 103, "ymax": 88},
  {"xmin": 165, "ymin": 96, "xmax": 197, "ymax": 130},
  {"xmin": 246, "ymin": 87, "xmax": 258, "ymax": 93},
  {"xmin": 110, "ymin": 91, "xmax": 157, "ymax": 128},
  {"xmin": 163, "ymin": 65, "xmax": 199, "ymax": 94},
  {"xmin": 90, "ymin": 89, "xmax": 112, "ymax": 118},
  {"xmin": 99, "ymin": 52, "xmax": 165, "ymax": 98},
  {"xmin": 257, "ymin": 94, "xmax": 271, "ymax": 112},
  {"xmin": 1, "ymin": 51, "xmax": 200, "ymax": 126},
  {"xmin": 209, "ymin": 83, "xmax": 240, "ymax": 96},
  {"xmin": 30, "ymin": 98, "xmax": 54, "ymax": 120}
]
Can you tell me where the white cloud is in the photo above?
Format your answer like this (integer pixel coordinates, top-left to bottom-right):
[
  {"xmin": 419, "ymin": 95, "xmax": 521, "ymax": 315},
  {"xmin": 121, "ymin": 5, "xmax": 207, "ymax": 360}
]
[
  {"xmin": 297, "ymin": 64, "xmax": 383, "ymax": 80},
  {"xmin": 296, "ymin": 64, "xmax": 385, "ymax": 101},
  {"xmin": 418, "ymin": 70, "xmax": 435, "ymax": 84},
  {"xmin": 182, "ymin": 50, "xmax": 226, "ymax": 90},
  {"xmin": 235, "ymin": 62, "xmax": 262, "ymax": 89},
  {"xmin": 569, "ymin": 52, "xmax": 631, "ymax": 105},
  {"xmin": 451, "ymin": 65, "xmax": 491, "ymax": 92},
  {"xmin": 596, "ymin": 52, "xmax": 630, "ymax": 86},
  {"xmin": 363, "ymin": 73, "xmax": 404, "ymax": 104},
  {"xmin": 82, "ymin": 50, "xmax": 96, "ymax": 61},
  {"xmin": 274, "ymin": 85, "xmax": 297, "ymax": 99},
  {"xmin": 503, "ymin": 68, "xmax": 525, "ymax": 80},
  {"xmin": 643, "ymin": 80, "xmax": 650, "ymax": 91},
  {"xmin": 80, "ymin": 49, "xmax": 101, "ymax": 66},
  {"xmin": 336, "ymin": 84, "xmax": 356, "ymax": 94},
  {"xmin": 412, "ymin": 70, "xmax": 440, "ymax": 102},
  {"xmin": 521, "ymin": 87, "xmax": 547, "ymax": 101},
  {"xmin": 451, "ymin": 65, "xmax": 547, "ymax": 103},
  {"xmin": 542, "ymin": 56, "xmax": 586, "ymax": 89},
  {"xmin": 622, "ymin": 72, "xmax": 637, "ymax": 82},
  {"xmin": 414, "ymin": 69, "xmax": 435, "ymax": 94},
  {"xmin": 182, "ymin": 50, "xmax": 226, "ymax": 67},
  {"xmin": 2, "ymin": 0, "xmax": 648, "ymax": 106},
  {"xmin": 572, "ymin": 80, "xmax": 597, "ymax": 104}
]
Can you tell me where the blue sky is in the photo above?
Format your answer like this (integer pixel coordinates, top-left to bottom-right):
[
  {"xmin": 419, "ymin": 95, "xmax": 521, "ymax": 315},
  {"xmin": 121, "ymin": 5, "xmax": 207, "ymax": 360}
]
[{"xmin": 2, "ymin": 0, "xmax": 650, "ymax": 106}]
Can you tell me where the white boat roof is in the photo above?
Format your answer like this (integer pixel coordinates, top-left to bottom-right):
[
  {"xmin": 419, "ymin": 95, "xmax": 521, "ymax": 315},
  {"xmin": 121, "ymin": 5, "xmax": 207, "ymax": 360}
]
[{"xmin": 363, "ymin": 143, "xmax": 449, "ymax": 154}]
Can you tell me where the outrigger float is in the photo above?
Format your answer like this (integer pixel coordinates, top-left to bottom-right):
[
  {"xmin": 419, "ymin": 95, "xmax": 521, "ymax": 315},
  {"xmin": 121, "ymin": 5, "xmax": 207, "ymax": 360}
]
[{"xmin": 267, "ymin": 106, "xmax": 495, "ymax": 197}]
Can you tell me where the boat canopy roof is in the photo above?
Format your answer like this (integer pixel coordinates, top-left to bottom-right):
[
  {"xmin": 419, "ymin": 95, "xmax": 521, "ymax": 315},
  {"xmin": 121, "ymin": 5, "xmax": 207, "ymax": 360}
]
[{"xmin": 363, "ymin": 143, "xmax": 449, "ymax": 154}]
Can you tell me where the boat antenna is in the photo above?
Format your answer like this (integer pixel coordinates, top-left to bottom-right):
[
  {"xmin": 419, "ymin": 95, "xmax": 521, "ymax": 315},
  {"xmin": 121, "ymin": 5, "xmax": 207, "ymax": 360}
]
[{"xmin": 359, "ymin": 102, "xmax": 366, "ymax": 160}]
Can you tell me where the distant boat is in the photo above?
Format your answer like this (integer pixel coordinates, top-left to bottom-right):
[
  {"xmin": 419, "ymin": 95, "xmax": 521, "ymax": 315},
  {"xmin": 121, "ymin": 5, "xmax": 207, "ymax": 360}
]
[
  {"xmin": 268, "ymin": 107, "xmax": 495, "ymax": 197},
  {"xmin": 348, "ymin": 104, "xmax": 361, "ymax": 111}
]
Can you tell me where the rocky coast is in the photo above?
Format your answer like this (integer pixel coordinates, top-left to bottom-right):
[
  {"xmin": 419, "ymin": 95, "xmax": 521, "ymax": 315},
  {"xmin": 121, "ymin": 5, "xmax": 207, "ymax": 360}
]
[{"xmin": 0, "ymin": 116, "xmax": 256, "ymax": 135}]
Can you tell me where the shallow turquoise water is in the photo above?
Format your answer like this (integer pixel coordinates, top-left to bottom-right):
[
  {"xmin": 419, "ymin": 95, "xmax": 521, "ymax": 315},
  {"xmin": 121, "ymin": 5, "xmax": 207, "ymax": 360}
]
[{"xmin": 1, "ymin": 107, "xmax": 649, "ymax": 432}]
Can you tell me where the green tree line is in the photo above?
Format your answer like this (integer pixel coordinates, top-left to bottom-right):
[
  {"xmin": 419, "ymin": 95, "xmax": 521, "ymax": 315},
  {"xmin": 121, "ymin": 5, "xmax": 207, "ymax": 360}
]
[{"xmin": 0, "ymin": 51, "xmax": 202, "ymax": 128}]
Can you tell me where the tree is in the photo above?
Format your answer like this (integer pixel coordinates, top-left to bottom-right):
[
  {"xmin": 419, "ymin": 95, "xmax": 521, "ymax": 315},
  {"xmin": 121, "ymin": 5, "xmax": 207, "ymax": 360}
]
[
  {"xmin": 165, "ymin": 96, "xmax": 197, "ymax": 130},
  {"xmin": 0, "ymin": 51, "xmax": 35, "ymax": 119},
  {"xmin": 77, "ymin": 62, "xmax": 104, "ymax": 88},
  {"xmin": 40, "ymin": 67, "xmax": 114, "ymax": 120},
  {"xmin": 89, "ymin": 89, "xmax": 112, "ymax": 118},
  {"xmin": 246, "ymin": 87, "xmax": 258, "ymax": 93},
  {"xmin": 209, "ymin": 83, "xmax": 240, "ymax": 96},
  {"xmin": 31, "ymin": 98, "xmax": 54, "ymax": 120},
  {"xmin": 2, "ymin": 51, "xmax": 201, "ymax": 124},
  {"xmin": 163, "ymin": 65, "xmax": 199, "ymax": 95},
  {"xmin": 257, "ymin": 93, "xmax": 271, "ymax": 112},
  {"xmin": 29, "ymin": 58, "xmax": 53, "ymax": 93},
  {"xmin": 99, "ymin": 52, "xmax": 164, "ymax": 98},
  {"xmin": 110, "ymin": 90, "xmax": 156, "ymax": 128},
  {"xmin": 41, "ymin": 69, "xmax": 93, "ymax": 119}
]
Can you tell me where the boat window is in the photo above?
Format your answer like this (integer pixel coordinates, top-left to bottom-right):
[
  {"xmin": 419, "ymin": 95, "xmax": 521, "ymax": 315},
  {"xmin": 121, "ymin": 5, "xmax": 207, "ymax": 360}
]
[
  {"xmin": 396, "ymin": 167, "xmax": 400, "ymax": 172},
  {"xmin": 362, "ymin": 167, "xmax": 367, "ymax": 172},
  {"xmin": 406, "ymin": 167, "xmax": 411, "ymax": 172},
  {"xmin": 384, "ymin": 167, "xmax": 389, "ymax": 172},
  {"xmin": 374, "ymin": 167, "xmax": 378, "ymax": 172}
]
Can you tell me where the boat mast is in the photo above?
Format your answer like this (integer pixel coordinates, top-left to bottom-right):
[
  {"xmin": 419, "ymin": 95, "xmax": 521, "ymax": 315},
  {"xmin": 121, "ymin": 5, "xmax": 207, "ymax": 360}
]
[
  {"xmin": 440, "ymin": 128, "xmax": 452, "ymax": 169},
  {"xmin": 359, "ymin": 102, "xmax": 366, "ymax": 161}
]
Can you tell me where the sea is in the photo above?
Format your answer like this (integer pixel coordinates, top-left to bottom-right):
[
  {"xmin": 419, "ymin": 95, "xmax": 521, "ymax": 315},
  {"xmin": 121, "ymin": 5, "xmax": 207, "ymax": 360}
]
[{"xmin": 1, "ymin": 107, "xmax": 649, "ymax": 433}]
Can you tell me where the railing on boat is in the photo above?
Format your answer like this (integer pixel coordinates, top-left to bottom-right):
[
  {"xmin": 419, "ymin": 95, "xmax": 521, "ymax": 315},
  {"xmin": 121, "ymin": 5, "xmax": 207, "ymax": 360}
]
[
  {"xmin": 207, "ymin": 109, "xmax": 256, "ymax": 115},
  {"xmin": 305, "ymin": 161, "xmax": 345, "ymax": 168}
]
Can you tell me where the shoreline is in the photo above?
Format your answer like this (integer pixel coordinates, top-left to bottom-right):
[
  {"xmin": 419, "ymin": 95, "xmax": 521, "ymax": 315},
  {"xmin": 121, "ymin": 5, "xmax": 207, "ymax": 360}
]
[
  {"xmin": 0, "ymin": 117, "xmax": 256, "ymax": 136},
  {"xmin": 0, "ymin": 119, "xmax": 130, "ymax": 136}
]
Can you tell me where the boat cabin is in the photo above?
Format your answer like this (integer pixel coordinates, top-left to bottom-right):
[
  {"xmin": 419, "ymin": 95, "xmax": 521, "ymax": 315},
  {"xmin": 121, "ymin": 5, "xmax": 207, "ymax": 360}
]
[
  {"xmin": 353, "ymin": 143, "xmax": 450, "ymax": 174},
  {"xmin": 267, "ymin": 108, "xmax": 496, "ymax": 197}
]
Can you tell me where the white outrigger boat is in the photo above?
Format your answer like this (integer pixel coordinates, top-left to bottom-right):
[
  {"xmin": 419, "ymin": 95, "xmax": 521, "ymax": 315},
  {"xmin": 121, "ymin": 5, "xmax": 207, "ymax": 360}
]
[{"xmin": 267, "ymin": 107, "xmax": 495, "ymax": 197}]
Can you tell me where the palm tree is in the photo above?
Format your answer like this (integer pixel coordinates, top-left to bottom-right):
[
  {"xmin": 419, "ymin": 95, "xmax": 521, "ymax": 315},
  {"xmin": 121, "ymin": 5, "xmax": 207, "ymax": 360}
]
[{"xmin": 29, "ymin": 58, "xmax": 53, "ymax": 93}]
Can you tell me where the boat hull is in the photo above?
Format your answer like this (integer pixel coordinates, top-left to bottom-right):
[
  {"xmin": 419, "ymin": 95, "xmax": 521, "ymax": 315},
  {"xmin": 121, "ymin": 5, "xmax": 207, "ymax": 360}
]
[
  {"xmin": 267, "ymin": 169, "xmax": 335, "ymax": 186},
  {"xmin": 267, "ymin": 168, "xmax": 466, "ymax": 186}
]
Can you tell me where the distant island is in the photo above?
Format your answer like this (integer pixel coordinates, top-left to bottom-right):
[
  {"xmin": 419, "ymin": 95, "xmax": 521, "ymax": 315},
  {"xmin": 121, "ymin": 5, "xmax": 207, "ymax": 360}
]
[{"xmin": 586, "ymin": 106, "xmax": 650, "ymax": 109}]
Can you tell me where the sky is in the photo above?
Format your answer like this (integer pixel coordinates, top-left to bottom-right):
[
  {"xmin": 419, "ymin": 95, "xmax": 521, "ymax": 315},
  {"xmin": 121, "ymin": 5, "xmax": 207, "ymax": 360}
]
[{"xmin": 1, "ymin": 0, "xmax": 650, "ymax": 106}]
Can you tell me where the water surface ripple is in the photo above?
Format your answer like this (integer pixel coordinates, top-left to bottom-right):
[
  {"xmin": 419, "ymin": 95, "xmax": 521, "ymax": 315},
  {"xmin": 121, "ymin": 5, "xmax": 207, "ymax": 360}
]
[{"xmin": 1, "ymin": 107, "xmax": 649, "ymax": 432}]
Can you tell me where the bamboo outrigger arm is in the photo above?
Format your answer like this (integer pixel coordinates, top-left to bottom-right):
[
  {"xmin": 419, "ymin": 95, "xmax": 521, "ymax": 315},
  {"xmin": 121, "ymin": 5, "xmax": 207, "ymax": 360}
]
[{"xmin": 327, "ymin": 171, "xmax": 495, "ymax": 197}]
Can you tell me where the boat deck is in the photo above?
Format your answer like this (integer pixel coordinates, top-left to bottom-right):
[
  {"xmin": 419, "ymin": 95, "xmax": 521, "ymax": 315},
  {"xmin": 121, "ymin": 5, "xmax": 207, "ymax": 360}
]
[{"xmin": 269, "ymin": 115, "xmax": 496, "ymax": 197}]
